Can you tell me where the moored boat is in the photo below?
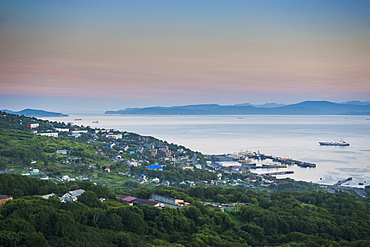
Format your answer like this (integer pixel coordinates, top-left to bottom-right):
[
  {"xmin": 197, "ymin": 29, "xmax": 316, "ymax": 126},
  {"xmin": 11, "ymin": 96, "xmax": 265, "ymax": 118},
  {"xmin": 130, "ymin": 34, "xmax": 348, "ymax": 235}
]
[{"xmin": 319, "ymin": 140, "xmax": 350, "ymax": 146}]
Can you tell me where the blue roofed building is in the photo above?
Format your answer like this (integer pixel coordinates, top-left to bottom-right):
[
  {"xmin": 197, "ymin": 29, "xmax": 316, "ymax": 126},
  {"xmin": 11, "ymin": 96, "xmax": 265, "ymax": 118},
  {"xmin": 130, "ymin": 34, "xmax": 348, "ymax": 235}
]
[{"xmin": 147, "ymin": 165, "xmax": 163, "ymax": 171}]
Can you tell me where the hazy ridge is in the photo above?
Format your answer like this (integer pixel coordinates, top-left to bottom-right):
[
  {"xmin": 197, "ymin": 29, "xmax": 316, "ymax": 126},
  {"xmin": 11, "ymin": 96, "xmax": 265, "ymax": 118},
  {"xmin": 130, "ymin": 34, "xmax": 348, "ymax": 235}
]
[{"xmin": 105, "ymin": 101, "xmax": 370, "ymax": 115}]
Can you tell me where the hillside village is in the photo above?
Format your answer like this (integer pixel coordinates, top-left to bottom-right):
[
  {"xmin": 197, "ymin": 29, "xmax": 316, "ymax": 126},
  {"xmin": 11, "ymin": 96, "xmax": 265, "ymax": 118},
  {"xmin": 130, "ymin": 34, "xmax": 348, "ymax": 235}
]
[
  {"xmin": 1, "ymin": 111, "xmax": 368, "ymax": 199},
  {"xmin": 0, "ymin": 111, "xmax": 279, "ymax": 189}
]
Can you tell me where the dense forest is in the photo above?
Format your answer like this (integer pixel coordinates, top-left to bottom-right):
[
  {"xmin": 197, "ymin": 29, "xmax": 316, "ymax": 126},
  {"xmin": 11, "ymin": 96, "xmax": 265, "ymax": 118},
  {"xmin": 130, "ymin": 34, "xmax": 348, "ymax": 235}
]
[{"xmin": 1, "ymin": 174, "xmax": 370, "ymax": 247}]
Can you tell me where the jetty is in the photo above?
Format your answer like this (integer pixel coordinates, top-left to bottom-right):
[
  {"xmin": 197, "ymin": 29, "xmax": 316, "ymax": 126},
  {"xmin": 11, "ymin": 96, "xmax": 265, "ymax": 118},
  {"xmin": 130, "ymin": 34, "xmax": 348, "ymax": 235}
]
[
  {"xmin": 260, "ymin": 171, "xmax": 294, "ymax": 176},
  {"xmin": 249, "ymin": 164, "xmax": 288, "ymax": 169},
  {"xmin": 334, "ymin": 177, "xmax": 353, "ymax": 186},
  {"xmin": 244, "ymin": 153, "xmax": 317, "ymax": 168}
]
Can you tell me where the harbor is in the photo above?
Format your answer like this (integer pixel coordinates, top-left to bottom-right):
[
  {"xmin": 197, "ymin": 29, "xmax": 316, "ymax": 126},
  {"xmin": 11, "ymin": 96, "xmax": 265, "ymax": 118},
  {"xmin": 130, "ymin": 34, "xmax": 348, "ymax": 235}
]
[
  {"xmin": 208, "ymin": 150, "xmax": 317, "ymax": 179},
  {"xmin": 47, "ymin": 114, "xmax": 370, "ymax": 188}
]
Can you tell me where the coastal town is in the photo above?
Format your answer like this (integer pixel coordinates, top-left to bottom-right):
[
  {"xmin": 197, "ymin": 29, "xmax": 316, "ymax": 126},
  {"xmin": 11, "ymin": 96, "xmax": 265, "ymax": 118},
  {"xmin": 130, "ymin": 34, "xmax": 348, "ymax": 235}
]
[
  {"xmin": 1, "ymin": 112, "xmax": 368, "ymax": 199},
  {"xmin": 1, "ymin": 112, "xmax": 370, "ymax": 246}
]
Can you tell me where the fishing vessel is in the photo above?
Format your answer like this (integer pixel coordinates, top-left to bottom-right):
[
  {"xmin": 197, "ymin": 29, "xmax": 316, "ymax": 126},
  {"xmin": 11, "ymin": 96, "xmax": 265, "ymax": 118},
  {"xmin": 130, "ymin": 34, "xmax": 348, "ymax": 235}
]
[{"xmin": 319, "ymin": 140, "xmax": 350, "ymax": 146}]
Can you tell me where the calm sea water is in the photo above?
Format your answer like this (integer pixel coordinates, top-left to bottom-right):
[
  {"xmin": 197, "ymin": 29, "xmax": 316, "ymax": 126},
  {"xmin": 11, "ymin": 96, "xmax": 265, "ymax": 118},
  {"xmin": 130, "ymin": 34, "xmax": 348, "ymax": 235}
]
[{"xmin": 45, "ymin": 115, "xmax": 370, "ymax": 187}]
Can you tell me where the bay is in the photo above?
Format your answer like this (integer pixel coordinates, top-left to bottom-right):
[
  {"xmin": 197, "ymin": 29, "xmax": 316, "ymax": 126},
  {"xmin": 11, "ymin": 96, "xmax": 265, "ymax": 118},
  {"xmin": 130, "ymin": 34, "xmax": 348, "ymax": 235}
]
[{"xmin": 45, "ymin": 114, "xmax": 370, "ymax": 187}]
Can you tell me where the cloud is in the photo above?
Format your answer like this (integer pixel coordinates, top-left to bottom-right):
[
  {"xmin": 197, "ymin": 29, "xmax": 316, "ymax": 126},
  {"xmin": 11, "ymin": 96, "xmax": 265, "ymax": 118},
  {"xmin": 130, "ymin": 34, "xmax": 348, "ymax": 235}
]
[{"xmin": 0, "ymin": 62, "xmax": 84, "ymax": 78}]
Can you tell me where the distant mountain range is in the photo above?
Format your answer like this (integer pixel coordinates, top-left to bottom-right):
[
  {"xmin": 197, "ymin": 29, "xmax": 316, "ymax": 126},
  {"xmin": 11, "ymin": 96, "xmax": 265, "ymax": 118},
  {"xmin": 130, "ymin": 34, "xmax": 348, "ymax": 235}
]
[
  {"xmin": 1, "ymin": 109, "xmax": 68, "ymax": 117},
  {"xmin": 105, "ymin": 101, "xmax": 370, "ymax": 115}
]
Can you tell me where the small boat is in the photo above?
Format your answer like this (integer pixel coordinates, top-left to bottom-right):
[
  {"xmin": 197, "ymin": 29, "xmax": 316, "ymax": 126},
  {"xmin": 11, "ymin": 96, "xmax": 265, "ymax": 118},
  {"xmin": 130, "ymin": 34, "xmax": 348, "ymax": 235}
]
[
  {"xmin": 92, "ymin": 121, "xmax": 99, "ymax": 123},
  {"xmin": 74, "ymin": 118, "xmax": 82, "ymax": 121},
  {"xmin": 319, "ymin": 140, "xmax": 350, "ymax": 146}
]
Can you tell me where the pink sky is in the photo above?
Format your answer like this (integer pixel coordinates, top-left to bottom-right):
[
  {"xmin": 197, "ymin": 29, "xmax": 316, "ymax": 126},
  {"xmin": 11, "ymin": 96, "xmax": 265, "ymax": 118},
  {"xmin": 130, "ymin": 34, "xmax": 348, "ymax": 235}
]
[{"xmin": 1, "ymin": 0, "xmax": 369, "ymax": 112}]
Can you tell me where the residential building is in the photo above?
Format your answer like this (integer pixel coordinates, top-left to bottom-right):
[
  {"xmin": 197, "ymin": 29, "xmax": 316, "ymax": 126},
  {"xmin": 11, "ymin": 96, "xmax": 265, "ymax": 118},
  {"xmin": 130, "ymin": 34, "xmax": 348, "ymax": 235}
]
[
  {"xmin": 102, "ymin": 133, "xmax": 122, "ymax": 139},
  {"xmin": 0, "ymin": 195, "xmax": 13, "ymax": 207},
  {"xmin": 26, "ymin": 123, "xmax": 39, "ymax": 128},
  {"xmin": 217, "ymin": 161, "xmax": 242, "ymax": 167},
  {"xmin": 147, "ymin": 165, "xmax": 163, "ymax": 171},
  {"xmin": 61, "ymin": 189, "xmax": 85, "ymax": 202},
  {"xmin": 71, "ymin": 130, "xmax": 88, "ymax": 134},
  {"xmin": 133, "ymin": 198, "xmax": 163, "ymax": 207},
  {"xmin": 41, "ymin": 193, "xmax": 56, "ymax": 199},
  {"xmin": 150, "ymin": 194, "xmax": 184, "ymax": 206},
  {"xmin": 56, "ymin": 150, "xmax": 69, "ymax": 155},
  {"xmin": 116, "ymin": 195, "xmax": 137, "ymax": 206},
  {"xmin": 55, "ymin": 128, "xmax": 69, "ymax": 132},
  {"xmin": 38, "ymin": 132, "xmax": 58, "ymax": 137}
]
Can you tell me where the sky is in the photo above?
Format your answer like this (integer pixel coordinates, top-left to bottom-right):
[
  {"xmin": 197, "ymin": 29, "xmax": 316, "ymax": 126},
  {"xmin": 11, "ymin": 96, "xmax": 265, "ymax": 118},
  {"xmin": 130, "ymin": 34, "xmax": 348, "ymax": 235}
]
[{"xmin": 1, "ymin": 0, "xmax": 369, "ymax": 113}]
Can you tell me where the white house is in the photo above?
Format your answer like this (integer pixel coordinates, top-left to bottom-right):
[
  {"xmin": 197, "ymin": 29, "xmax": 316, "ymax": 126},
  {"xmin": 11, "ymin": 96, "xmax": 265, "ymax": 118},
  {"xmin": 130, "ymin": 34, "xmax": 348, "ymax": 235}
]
[
  {"xmin": 217, "ymin": 161, "xmax": 242, "ymax": 167},
  {"xmin": 60, "ymin": 189, "xmax": 85, "ymax": 202},
  {"xmin": 38, "ymin": 132, "xmax": 59, "ymax": 137},
  {"xmin": 26, "ymin": 123, "xmax": 39, "ymax": 128},
  {"xmin": 102, "ymin": 133, "xmax": 122, "ymax": 139},
  {"xmin": 71, "ymin": 130, "xmax": 88, "ymax": 134},
  {"xmin": 56, "ymin": 150, "xmax": 69, "ymax": 155},
  {"xmin": 55, "ymin": 128, "xmax": 69, "ymax": 132}
]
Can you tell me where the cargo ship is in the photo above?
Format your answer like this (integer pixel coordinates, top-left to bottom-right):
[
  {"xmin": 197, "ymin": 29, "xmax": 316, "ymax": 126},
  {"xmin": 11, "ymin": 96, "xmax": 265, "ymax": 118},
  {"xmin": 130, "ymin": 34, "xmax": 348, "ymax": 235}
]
[{"xmin": 319, "ymin": 140, "xmax": 350, "ymax": 146}]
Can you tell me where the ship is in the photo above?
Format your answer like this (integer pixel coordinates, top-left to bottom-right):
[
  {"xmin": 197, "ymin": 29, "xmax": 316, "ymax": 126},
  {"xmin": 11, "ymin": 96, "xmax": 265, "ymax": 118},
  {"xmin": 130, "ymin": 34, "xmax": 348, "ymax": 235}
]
[{"xmin": 319, "ymin": 140, "xmax": 350, "ymax": 146}]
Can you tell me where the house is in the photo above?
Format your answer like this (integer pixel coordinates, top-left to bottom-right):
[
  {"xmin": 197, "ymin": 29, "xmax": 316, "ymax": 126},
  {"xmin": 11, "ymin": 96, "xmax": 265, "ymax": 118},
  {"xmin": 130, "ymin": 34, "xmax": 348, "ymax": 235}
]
[
  {"xmin": 217, "ymin": 161, "xmax": 242, "ymax": 167},
  {"xmin": 180, "ymin": 165, "xmax": 194, "ymax": 171},
  {"xmin": 138, "ymin": 136, "xmax": 150, "ymax": 142},
  {"xmin": 26, "ymin": 123, "xmax": 39, "ymax": 128},
  {"xmin": 116, "ymin": 195, "xmax": 163, "ymax": 207},
  {"xmin": 56, "ymin": 150, "xmax": 69, "ymax": 155},
  {"xmin": 104, "ymin": 167, "xmax": 111, "ymax": 173},
  {"xmin": 38, "ymin": 132, "xmax": 58, "ymax": 137},
  {"xmin": 147, "ymin": 165, "xmax": 163, "ymax": 171},
  {"xmin": 71, "ymin": 130, "xmax": 88, "ymax": 134},
  {"xmin": 159, "ymin": 181, "xmax": 169, "ymax": 186},
  {"xmin": 116, "ymin": 195, "xmax": 137, "ymax": 206},
  {"xmin": 195, "ymin": 164, "xmax": 202, "ymax": 169},
  {"xmin": 55, "ymin": 128, "xmax": 69, "ymax": 132},
  {"xmin": 61, "ymin": 189, "xmax": 85, "ymax": 202},
  {"xmin": 41, "ymin": 193, "xmax": 56, "ymax": 199},
  {"xmin": 133, "ymin": 198, "xmax": 163, "ymax": 207},
  {"xmin": 102, "ymin": 133, "xmax": 122, "ymax": 139},
  {"xmin": 0, "ymin": 195, "xmax": 13, "ymax": 207},
  {"xmin": 62, "ymin": 175, "xmax": 71, "ymax": 181},
  {"xmin": 150, "ymin": 149, "xmax": 157, "ymax": 156},
  {"xmin": 127, "ymin": 160, "xmax": 139, "ymax": 167},
  {"xmin": 150, "ymin": 194, "xmax": 184, "ymax": 206},
  {"xmin": 30, "ymin": 168, "xmax": 39, "ymax": 174}
]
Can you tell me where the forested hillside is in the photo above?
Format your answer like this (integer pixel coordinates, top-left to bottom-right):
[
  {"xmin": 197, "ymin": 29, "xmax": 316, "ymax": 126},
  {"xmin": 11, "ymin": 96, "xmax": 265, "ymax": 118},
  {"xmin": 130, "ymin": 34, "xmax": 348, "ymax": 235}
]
[{"xmin": 1, "ymin": 174, "xmax": 370, "ymax": 246}]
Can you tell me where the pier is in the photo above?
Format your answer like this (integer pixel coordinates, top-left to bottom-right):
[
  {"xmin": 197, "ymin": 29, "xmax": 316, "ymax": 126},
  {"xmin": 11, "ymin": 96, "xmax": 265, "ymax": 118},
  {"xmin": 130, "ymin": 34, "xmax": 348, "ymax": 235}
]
[
  {"xmin": 334, "ymin": 177, "xmax": 353, "ymax": 186},
  {"xmin": 244, "ymin": 153, "xmax": 317, "ymax": 168},
  {"xmin": 249, "ymin": 164, "xmax": 288, "ymax": 169},
  {"xmin": 260, "ymin": 171, "xmax": 294, "ymax": 176}
]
